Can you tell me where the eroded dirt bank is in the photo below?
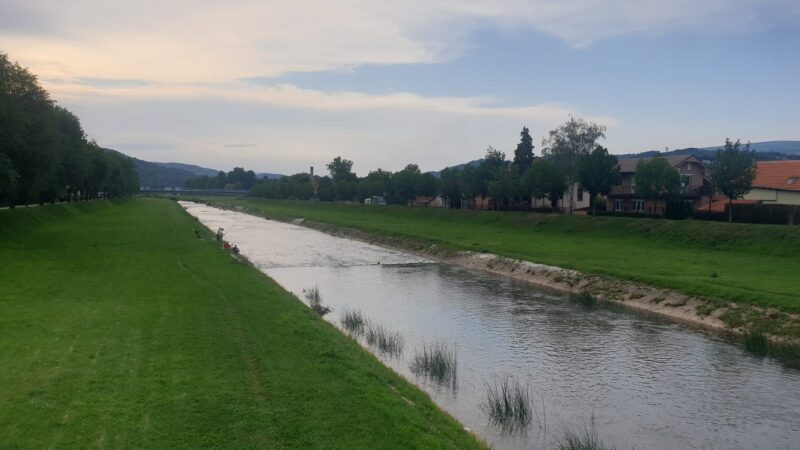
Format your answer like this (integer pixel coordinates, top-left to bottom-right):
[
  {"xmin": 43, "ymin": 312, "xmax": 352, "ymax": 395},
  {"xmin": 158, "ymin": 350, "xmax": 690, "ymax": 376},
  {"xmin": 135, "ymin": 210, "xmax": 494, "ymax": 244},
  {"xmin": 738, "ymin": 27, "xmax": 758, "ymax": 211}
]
[{"xmin": 211, "ymin": 203, "xmax": 799, "ymax": 341}]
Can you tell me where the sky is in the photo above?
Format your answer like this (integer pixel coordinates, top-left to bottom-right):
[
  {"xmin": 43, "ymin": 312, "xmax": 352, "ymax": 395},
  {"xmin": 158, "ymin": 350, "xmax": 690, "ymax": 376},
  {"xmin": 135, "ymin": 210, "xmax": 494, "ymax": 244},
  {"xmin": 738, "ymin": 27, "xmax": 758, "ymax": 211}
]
[{"xmin": 2, "ymin": 0, "xmax": 799, "ymax": 175}]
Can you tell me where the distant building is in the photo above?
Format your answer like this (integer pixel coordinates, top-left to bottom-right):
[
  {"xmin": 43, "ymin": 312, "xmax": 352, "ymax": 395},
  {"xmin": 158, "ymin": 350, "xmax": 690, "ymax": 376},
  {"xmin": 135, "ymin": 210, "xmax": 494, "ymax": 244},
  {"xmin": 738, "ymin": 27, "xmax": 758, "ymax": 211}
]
[
  {"xmin": 411, "ymin": 195, "xmax": 447, "ymax": 208},
  {"xmin": 607, "ymin": 155, "xmax": 710, "ymax": 215},
  {"xmin": 744, "ymin": 161, "xmax": 800, "ymax": 205},
  {"xmin": 531, "ymin": 183, "xmax": 591, "ymax": 212},
  {"xmin": 364, "ymin": 196, "xmax": 387, "ymax": 205}
]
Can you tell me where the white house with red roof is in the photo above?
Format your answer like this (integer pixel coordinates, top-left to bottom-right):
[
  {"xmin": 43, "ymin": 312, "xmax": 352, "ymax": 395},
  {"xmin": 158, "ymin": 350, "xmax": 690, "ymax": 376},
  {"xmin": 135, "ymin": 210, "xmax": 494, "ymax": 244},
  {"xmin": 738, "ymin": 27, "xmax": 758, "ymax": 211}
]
[{"xmin": 744, "ymin": 161, "xmax": 800, "ymax": 205}]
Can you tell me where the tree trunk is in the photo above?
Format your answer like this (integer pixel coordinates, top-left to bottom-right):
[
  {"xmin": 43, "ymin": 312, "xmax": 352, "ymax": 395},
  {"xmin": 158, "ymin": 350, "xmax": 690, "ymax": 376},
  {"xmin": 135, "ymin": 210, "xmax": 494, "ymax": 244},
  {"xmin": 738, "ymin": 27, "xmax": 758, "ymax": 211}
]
[{"xmin": 728, "ymin": 197, "xmax": 733, "ymax": 223}]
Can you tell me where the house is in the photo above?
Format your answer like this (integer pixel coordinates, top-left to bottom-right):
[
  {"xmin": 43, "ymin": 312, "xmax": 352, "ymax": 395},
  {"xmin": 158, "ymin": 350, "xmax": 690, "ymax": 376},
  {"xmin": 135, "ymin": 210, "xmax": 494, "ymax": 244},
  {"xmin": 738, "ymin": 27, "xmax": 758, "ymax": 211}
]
[
  {"xmin": 607, "ymin": 155, "xmax": 710, "ymax": 215},
  {"xmin": 411, "ymin": 195, "xmax": 447, "ymax": 208},
  {"xmin": 744, "ymin": 161, "xmax": 800, "ymax": 205},
  {"xmin": 531, "ymin": 183, "xmax": 592, "ymax": 212}
]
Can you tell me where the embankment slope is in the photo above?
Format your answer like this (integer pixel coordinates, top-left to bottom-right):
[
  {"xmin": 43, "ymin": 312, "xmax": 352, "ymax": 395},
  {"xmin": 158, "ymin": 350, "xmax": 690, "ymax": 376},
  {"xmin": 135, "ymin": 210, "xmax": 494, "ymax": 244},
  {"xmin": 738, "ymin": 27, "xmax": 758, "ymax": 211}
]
[{"xmin": 0, "ymin": 199, "xmax": 483, "ymax": 449}]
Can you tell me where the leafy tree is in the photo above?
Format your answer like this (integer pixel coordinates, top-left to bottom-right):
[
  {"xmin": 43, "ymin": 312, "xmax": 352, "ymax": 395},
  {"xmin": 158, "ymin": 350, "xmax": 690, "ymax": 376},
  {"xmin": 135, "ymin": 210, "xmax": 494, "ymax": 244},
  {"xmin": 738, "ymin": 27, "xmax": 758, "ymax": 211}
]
[
  {"xmin": 227, "ymin": 167, "xmax": 257, "ymax": 189},
  {"xmin": 542, "ymin": 117, "xmax": 606, "ymax": 214},
  {"xmin": 458, "ymin": 165, "xmax": 481, "ymax": 208},
  {"xmin": 577, "ymin": 145, "xmax": 619, "ymax": 215},
  {"xmin": 488, "ymin": 164, "xmax": 523, "ymax": 209},
  {"xmin": 416, "ymin": 172, "xmax": 439, "ymax": 197},
  {"xmin": 524, "ymin": 158, "xmax": 566, "ymax": 208},
  {"xmin": 439, "ymin": 167, "xmax": 462, "ymax": 208},
  {"xmin": 512, "ymin": 127, "xmax": 535, "ymax": 173},
  {"xmin": 470, "ymin": 147, "xmax": 507, "ymax": 202},
  {"xmin": 0, "ymin": 153, "xmax": 18, "ymax": 206},
  {"xmin": 0, "ymin": 52, "xmax": 138, "ymax": 206},
  {"xmin": 709, "ymin": 139, "xmax": 757, "ymax": 222},
  {"xmin": 392, "ymin": 163, "xmax": 421, "ymax": 204},
  {"xmin": 634, "ymin": 156, "xmax": 680, "ymax": 215},
  {"xmin": 326, "ymin": 156, "xmax": 356, "ymax": 182}
]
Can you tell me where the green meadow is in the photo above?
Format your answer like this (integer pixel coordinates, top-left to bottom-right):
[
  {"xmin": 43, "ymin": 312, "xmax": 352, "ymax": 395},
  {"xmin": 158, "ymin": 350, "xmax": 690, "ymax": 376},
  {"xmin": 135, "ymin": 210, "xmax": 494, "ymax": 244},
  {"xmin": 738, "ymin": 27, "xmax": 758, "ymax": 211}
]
[
  {"xmin": 0, "ymin": 199, "xmax": 482, "ymax": 449},
  {"xmin": 199, "ymin": 197, "xmax": 800, "ymax": 316}
]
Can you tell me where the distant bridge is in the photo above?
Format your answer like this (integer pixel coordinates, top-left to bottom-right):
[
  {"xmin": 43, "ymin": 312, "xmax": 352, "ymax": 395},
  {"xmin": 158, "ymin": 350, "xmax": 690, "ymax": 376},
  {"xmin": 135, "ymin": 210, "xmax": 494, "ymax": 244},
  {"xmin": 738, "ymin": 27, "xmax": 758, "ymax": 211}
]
[{"xmin": 139, "ymin": 188, "xmax": 249, "ymax": 197}]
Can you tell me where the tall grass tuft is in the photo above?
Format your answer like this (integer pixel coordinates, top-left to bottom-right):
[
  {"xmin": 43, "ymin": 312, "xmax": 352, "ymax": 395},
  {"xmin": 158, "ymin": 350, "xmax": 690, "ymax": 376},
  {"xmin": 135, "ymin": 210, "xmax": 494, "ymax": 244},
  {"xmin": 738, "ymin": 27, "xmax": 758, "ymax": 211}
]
[
  {"xmin": 410, "ymin": 340, "xmax": 457, "ymax": 388},
  {"xmin": 481, "ymin": 376, "xmax": 532, "ymax": 431},
  {"xmin": 303, "ymin": 285, "xmax": 331, "ymax": 316},
  {"xmin": 364, "ymin": 322, "xmax": 404, "ymax": 356},
  {"xmin": 557, "ymin": 415, "xmax": 613, "ymax": 450},
  {"xmin": 569, "ymin": 291, "xmax": 596, "ymax": 307},
  {"xmin": 743, "ymin": 331, "xmax": 769, "ymax": 355},
  {"xmin": 340, "ymin": 308, "xmax": 366, "ymax": 335}
]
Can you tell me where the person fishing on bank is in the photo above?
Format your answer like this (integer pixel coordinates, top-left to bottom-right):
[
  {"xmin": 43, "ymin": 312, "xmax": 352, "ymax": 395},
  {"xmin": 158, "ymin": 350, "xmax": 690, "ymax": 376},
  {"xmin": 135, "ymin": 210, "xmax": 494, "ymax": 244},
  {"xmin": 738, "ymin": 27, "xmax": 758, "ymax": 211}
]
[{"xmin": 216, "ymin": 227, "xmax": 224, "ymax": 242}]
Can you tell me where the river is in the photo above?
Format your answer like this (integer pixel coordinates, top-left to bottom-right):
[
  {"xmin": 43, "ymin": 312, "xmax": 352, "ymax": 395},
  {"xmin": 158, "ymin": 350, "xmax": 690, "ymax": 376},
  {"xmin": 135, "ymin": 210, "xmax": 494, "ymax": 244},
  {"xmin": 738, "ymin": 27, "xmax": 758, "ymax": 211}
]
[{"xmin": 180, "ymin": 201, "xmax": 800, "ymax": 449}]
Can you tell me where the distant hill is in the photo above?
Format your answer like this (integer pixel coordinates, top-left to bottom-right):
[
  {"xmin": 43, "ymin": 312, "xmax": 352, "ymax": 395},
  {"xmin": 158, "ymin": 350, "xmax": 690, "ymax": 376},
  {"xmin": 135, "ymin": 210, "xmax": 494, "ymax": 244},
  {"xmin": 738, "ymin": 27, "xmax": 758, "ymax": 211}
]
[
  {"xmin": 620, "ymin": 140, "xmax": 800, "ymax": 161},
  {"xmin": 257, "ymin": 172, "xmax": 285, "ymax": 180},
  {"xmin": 105, "ymin": 149, "xmax": 285, "ymax": 188},
  {"xmin": 436, "ymin": 140, "xmax": 800, "ymax": 174},
  {"xmin": 155, "ymin": 162, "xmax": 220, "ymax": 178}
]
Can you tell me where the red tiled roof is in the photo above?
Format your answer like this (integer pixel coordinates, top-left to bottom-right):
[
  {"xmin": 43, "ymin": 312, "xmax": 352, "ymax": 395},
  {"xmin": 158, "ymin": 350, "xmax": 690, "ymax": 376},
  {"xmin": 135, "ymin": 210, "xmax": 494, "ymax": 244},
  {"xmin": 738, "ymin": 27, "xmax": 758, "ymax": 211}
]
[
  {"xmin": 753, "ymin": 161, "xmax": 800, "ymax": 192},
  {"xmin": 695, "ymin": 197, "xmax": 759, "ymax": 213}
]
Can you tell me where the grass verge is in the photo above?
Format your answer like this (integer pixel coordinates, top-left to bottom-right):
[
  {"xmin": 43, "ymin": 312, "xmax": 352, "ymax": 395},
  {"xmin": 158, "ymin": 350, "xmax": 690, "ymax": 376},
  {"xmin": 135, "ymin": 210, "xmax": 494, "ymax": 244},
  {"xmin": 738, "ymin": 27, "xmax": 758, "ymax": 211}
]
[{"xmin": 0, "ymin": 199, "xmax": 482, "ymax": 449}]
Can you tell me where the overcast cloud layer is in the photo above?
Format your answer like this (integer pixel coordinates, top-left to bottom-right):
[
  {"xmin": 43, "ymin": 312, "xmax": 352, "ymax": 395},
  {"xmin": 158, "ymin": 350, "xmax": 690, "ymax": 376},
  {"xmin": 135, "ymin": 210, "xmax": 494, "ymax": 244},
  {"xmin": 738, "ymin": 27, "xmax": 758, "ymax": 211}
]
[{"xmin": 2, "ymin": 0, "xmax": 799, "ymax": 173}]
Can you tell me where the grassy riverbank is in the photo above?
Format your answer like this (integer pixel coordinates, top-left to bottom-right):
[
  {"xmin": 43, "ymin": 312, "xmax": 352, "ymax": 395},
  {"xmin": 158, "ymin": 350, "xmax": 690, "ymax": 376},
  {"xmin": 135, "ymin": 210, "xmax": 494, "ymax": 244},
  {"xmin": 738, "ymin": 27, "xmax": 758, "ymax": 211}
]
[
  {"xmin": 0, "ymin": 199, "xmax": 483, "ymax": 449},
  {"xmin": 196, "ymin": 197, "xmax": 800, "ymax": 319}
]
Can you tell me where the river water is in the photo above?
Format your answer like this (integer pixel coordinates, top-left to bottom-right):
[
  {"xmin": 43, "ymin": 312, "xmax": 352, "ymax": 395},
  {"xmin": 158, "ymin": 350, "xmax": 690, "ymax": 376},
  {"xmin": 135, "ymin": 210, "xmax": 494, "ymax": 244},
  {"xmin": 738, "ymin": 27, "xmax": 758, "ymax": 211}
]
[{"xmin": 180, "ymin": 202, "xmax": 800, "ymax": 450}]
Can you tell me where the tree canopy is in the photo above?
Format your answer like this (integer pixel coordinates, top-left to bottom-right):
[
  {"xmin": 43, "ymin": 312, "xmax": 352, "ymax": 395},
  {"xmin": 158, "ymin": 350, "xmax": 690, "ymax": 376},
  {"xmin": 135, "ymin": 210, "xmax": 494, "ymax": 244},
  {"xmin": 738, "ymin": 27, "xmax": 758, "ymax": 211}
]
[
  {"xmin": 577, "ymin": 145, "xmax": 619, "ymax": 214},
  {"xmin": 0, "ymin": 52, "xmax": 138, "ymax": 206},
  {"xmin": 542, "ymin": 117, "xmax": 606, "ymax": 213},
  {"xmin": 512, "ymin": 127, "xmax": 534, "ymax": 172},
  {"xmin": 634, "ymin": 156, "xmax": 680, "ymax": 214},
  {"xmin": 709, "ymin": 139, "xmax": 757, "ymax": 222}
]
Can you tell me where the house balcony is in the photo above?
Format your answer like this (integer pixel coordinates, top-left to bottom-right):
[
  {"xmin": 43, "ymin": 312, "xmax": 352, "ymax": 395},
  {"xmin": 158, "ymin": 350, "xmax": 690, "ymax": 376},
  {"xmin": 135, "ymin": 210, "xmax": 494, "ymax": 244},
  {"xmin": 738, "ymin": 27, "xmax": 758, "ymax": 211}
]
[{"xmin": 609, "ymin": 185, "xmax": 709, "ymax": 198}]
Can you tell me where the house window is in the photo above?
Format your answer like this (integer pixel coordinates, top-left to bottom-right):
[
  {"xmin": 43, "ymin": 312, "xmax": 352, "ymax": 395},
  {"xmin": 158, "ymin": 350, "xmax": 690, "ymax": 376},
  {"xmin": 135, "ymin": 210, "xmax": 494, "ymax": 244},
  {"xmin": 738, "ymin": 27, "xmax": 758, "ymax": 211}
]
[
  {"xmin": 686, "ymin": 162, "xmax": 692, "ymax": 171},
  {"xmin": 633, "ymin": 199, "xmax": 645, "ymax": 213},
  {"xmin": 614, "ymin": 199, "xmax": 623, "ymax": 212},
  {"xmin": 577, "ymin": 190, "xmax": 584, "ymax": 202},
  {"xmin": 616, "ymin": 177, "xmax": 623, "ymax": 187},
  {"xmin": 681, "ymin": 175, "xmax": 692, "ymax": 188}
]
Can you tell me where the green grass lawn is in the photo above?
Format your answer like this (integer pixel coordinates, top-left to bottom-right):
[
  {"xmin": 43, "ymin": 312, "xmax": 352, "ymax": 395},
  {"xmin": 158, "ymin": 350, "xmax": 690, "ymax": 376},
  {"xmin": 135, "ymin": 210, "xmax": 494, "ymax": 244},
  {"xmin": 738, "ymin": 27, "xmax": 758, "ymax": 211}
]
[
  {"xmin": 0, "ymin": 199, "xmax": 482, "ymax": 449},
  {"xmin": 198, "ymin": 197, "xmax": 800, "ymax": 314}
]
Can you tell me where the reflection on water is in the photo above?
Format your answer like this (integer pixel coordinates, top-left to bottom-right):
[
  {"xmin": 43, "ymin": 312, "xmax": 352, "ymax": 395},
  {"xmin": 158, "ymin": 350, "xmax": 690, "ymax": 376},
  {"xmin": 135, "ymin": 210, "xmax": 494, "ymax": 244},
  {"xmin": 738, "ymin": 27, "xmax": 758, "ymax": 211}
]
[{"xmin": 181, "ymin": 202, "xmax": 800, "ymax": 450}]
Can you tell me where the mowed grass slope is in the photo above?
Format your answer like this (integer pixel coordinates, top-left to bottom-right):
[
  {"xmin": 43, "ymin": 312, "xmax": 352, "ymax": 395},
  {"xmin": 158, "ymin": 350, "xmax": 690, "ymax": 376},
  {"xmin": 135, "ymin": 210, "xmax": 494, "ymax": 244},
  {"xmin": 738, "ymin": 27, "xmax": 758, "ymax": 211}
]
[
  {"xmin": 200, "ymin": 198, "xmax": 800, "ymax": 313},
  {"xmin": 0, "ymin": 199, "xmax": 483, "ymax": 449}
]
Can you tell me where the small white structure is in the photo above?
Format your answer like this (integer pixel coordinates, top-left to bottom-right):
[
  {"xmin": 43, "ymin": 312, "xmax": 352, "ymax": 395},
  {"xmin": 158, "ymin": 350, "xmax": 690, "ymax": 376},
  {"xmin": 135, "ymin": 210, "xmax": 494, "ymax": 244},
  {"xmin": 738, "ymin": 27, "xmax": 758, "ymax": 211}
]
[{"xmin": 364, "ymin": 196, "xmax": 387, "ymax": 205}]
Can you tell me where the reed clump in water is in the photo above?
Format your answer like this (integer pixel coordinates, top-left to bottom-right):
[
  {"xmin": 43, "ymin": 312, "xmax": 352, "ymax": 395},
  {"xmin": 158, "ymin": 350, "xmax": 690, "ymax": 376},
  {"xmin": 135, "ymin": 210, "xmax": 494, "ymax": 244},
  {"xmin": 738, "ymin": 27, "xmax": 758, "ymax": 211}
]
[
  {"xmin": 410, "ymin": 340, "xmax": 457, "ymax": 388},
  {"xmin": 364, "ymin": 322, "xmax": 404, "ymax": 356},
  {"xmin": 569, "ymin": 291, "xmax": 596, "ymax": 307},
  {"xmin": 743, "ymin": 331, "xmax": 769, "ymax": 355},
  {"xmin": 340, "ymin": 308, "xmax": 366, "ymax": 335},
  {"xmin": 303, "ymin": 285, "xmax": 331, "ymax": 316},
  {"xmin": 481, "ymin": 376, "xmax": 532, "ymax": 431},
  {"xmin": 557, "ymin": 415, "xmax": 613, "ymax": 450},
  {"xmin": 743, "ymin": 331, "xmax": 800, "ymax": 368}
]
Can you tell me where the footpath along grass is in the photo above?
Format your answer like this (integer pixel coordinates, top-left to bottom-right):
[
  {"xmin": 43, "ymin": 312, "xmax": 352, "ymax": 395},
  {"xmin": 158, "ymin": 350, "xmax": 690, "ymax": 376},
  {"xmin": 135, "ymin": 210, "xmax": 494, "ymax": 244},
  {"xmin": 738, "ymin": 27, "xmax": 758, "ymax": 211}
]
[
  {"xmin": 198, "ymin": 197, "xmax": 800, "ymax": 315},
  {"xmin": 0, "ymin": 199, "xmax": 483, "ymax": 449}
]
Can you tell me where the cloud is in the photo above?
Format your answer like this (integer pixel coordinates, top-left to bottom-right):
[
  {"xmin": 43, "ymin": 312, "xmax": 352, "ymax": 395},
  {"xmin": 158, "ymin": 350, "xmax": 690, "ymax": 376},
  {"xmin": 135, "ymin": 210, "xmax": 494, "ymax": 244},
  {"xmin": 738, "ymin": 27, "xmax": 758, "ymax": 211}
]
[
  {"xmin": 60, "ymin": 80, "xmax": 616, "ymax": 173},
  {"xmin": 5, "ymin": 0, "xmax": 798, "ymax": 83}
]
